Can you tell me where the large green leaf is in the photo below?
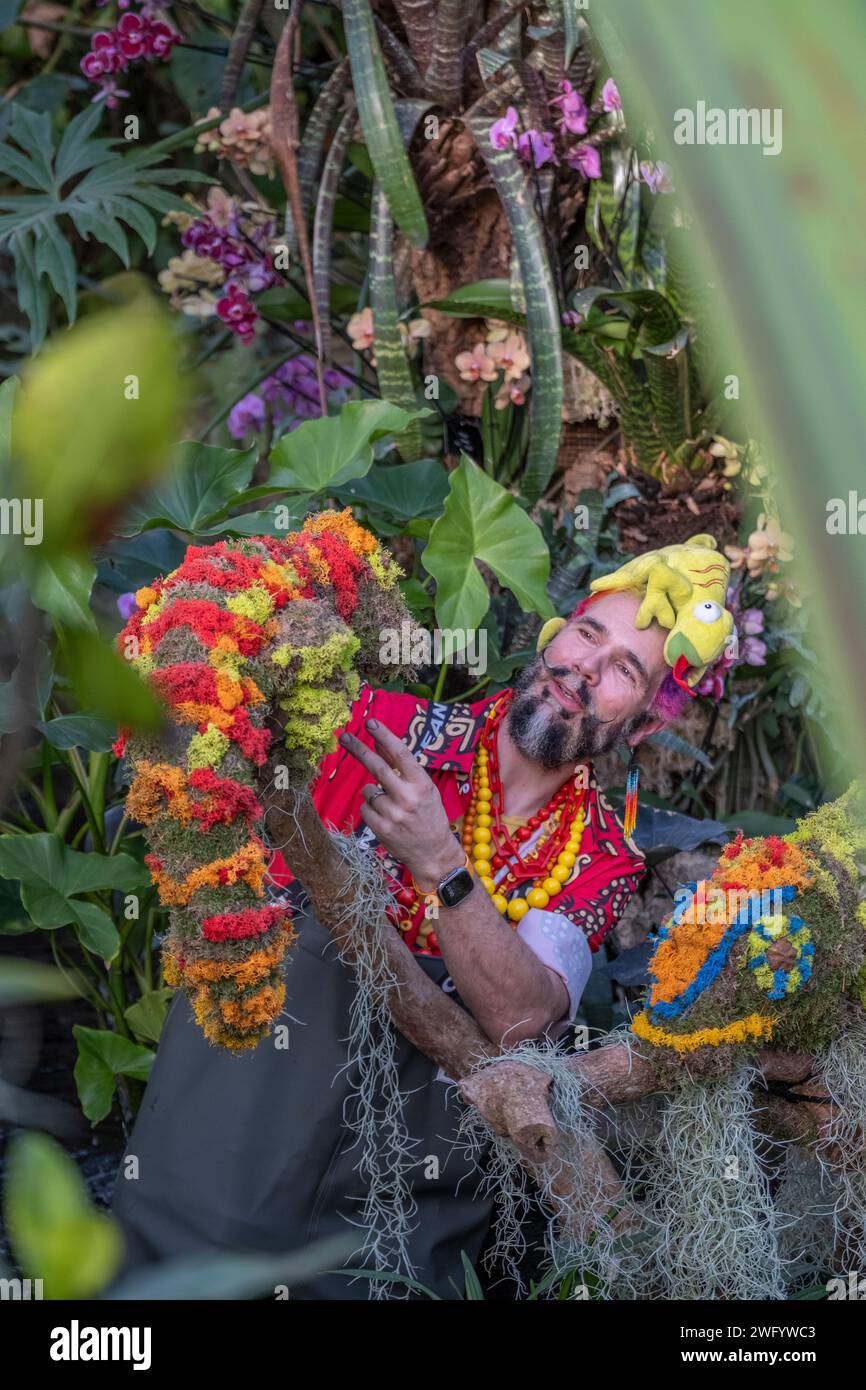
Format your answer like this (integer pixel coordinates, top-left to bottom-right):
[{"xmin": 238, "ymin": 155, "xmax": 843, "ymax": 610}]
[
  {"xmin": 423, "ymin": 278, "xmax": 515, "ymax": 320},
  {"xmin": 269, "ymin": 400, "xmax": 431, "ymax": 492},
  {"xmin": 4, "ymin": 1131, "xmax": 125, "ymax": 1296},
  {"xmin": 73, "ymin": 1025, "xmax": 155, "ymax": 1125},
  {"xmin": 336, "ymin": 458, "xmax": 450, "ymax": 518},
  {"xmin": 12, "ymin": 299, "xmax": 182, "ymax": 551},
  {"xmin": 199, "ymin": 500, "xmax": 313, "ymax": 538},
  {"xmin": 63, "ymin": 629, "xmax": 163, "ymax": 731},
  {"xmin": 37, "ymin": 714, "xmax": 117, "ymax": 751},
  {"xmin": 124, "ymin": 986, "xmax": 174, "ymax": 1045},
  {"xmin": 117, "ymin": 442, "xmax": 258, "ymax": 536},
  {"xmin": 29, "ymin": 554, "xmax": 97, "ymax": 631},
  {"xmin": 423, "ymin": 454, "xmax": 555, "ymax": 630},
  {"xmin": 0, "ymin": 833, "xmax": 147, "ymax": 900}
]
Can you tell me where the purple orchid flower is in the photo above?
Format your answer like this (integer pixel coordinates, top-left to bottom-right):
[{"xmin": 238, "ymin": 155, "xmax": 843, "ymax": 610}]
[
  {"xmin": 490, "ymin": 107, "xmax": 519, "ymax": 150},
  {"xmin": 742, "ymin": 636, "xmax": 768, "ymax": 666},
  {"xmin": 228, "ymin": 392, "xmax": 267, "ymax": 440},
  {"xmin": 601, "ymin": 78, "xmax": 622, "ymax": 112},
  {"xmin": 566, "ymin": 143, "xmax": 602, "ymax": 179},
  {"xmin": 639, "ymin": 160, "xmax": 675, "ymax": 194},
  {"xmin": 516, "ymin": 128, "xmax": 559, "ymax": 168},
  {"xmin": 550, "ymin": 80, "xmax": 589, "ymax": 136}
]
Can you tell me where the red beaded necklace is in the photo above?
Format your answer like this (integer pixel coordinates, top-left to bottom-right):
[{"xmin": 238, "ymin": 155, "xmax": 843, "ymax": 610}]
[
  {"xmin": 461, "ymin": 692, "xmax": 587, "ymax": 920},
  {"xmin": 385, "ymin": 690, "xmax": 587, "ymax": 949}
]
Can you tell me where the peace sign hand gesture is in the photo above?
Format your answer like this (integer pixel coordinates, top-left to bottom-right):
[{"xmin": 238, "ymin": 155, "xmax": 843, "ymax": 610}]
[{"xmin": 338, "ymin": 718, "xmax": 464, "ymax": 893}]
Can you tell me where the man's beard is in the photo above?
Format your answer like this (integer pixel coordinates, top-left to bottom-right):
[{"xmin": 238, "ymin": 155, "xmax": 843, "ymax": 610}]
[{"xmin": 506, "ymin": 655, "xmax": 653, "ymax": 770}]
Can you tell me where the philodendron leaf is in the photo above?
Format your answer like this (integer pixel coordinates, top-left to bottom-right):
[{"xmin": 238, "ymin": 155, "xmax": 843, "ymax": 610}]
[
  {"xmin": 29, "ymin": 554, "xmax": 97, "ymax": 632},
  {"xmin": 73, "ymin": 1025, "xmax": 155, "ymax": 1125},
  {"xmin": 37, "ymin": 714, "xmax": 116, "ymax": 751},
  {"xmin": 124, "ymin": 986, "xmax": 174, "ymax": 1045},
  {"xmin": 335, "ymin": 458, "xmax": 449, "ymax": 518},
  {"xmin": 0, "ymin": 832, "xmax": 148, "ymax": 946},
  {"xmin": 269, "ymin": 399, "xmax": 432, "ymax": 492},
  {"xmin": 423, "ymin": 454, "xmax": 556, "ymax": 630},
  {"xmin": 4, "ymin": 1131, "xmax": 125, "ymax": 1297},
  {"xmin": 0, "ymin": 833, "xmax": 148, "ymax": 894},
  {"xmin": 116, "ymin": 442, "xmax": 259, "ymax": 536}
]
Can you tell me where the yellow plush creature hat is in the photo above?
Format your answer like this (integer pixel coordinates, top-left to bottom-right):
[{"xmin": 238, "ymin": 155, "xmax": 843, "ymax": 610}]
[{"xmin": 537, "ymin": 533, "xmax": 734, "ymax": 696}]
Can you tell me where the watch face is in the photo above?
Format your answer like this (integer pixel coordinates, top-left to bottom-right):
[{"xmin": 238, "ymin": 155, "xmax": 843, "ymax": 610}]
[{"xmin": 440, "ymin": 867, "xmax": 475, "ymax": 908}]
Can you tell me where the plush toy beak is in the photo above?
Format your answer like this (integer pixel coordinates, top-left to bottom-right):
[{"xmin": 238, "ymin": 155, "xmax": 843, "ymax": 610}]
[
  {"xmin": 536, "ymin": 617, "xmax": 566, "ymax": 652},
  {"xmin": 671, "ymin": 654, "xmax": 699, "ymax": 697}
]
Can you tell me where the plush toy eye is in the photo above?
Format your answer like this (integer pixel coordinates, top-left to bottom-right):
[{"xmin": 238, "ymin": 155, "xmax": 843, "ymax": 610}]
[{"xmin": 693, "ymin": 601, "xmax": 722, "ymax": 623}]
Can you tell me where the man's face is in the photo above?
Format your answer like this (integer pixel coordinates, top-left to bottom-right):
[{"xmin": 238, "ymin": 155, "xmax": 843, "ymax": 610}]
[{"xmin": 507, "ymin": 590, "xmax": 670, "ymax": 770}]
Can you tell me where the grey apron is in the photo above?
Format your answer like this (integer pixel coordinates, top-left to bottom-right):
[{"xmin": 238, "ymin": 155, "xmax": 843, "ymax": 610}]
[{"xmin": 109, "ymin": 889, "xmax": 495, "ymax": 1300}]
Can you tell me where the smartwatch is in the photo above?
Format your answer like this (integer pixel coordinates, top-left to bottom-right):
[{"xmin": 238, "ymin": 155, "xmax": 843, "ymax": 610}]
[{"xmin": 436, "ymin": 863, "xmax": 476, "ymax": 909}]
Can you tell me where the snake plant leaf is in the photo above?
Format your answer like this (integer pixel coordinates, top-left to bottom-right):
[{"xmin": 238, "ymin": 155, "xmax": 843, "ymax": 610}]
[
  {"xmin": 312, "ymin": 102, "xmax": 357, "ymax": 363},
  {"xmin": 369, "ymin": 185, "xmax": 424, "ymax": 458},
  {"xmin": 368, "ymin": 100, "xmax": 432, "ymax": 461},
  {"xmin": 585, "ymin": 147, "xmax": 641, "ymax": 284},
  {"xmin": 289, "ymin": 57, "xmax": 352, "ymax": 252},
  {"xmin": 562, "ymin": 0, "xmax": 588, "ymax": 68},
  {"xmin": 341, "ymin": 0, "xmax": 429, "ymax": 249},
  {"xmin": 641, "ymin": 325, "xmax": 692, "ymax": 451},
  {"xmin": 425, "ymin": 0, "xmax": 470, "ymax": 111},
  {"xmin": 423, "ymin": 454, "xmax": 556, "ymax": 631},
  {"xmin": 466, "ymin": 116, "xmax": 564, "ymax": 503}
]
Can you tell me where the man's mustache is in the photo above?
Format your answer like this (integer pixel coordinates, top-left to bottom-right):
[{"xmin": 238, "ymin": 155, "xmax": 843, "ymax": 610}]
[{"xmin": 538, "ymin": 657, "xmax": 620, "ymax": 726}]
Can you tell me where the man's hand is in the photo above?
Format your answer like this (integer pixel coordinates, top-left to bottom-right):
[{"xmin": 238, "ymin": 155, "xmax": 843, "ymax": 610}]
[{"xmin": 338, "ymin": 718, "xmax": 464, "ymax": 892}]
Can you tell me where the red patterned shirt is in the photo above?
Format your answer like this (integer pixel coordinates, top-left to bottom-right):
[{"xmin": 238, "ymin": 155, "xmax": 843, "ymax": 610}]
[{"xmin": 269, "ymin": 685, "xmax": 646, "ymax": 972}]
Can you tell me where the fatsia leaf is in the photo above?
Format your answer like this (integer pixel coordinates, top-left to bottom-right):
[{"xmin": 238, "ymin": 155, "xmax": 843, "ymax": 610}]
[
  {"xmin": 423, "ymin": 454, "xmax": 555, "ymax": 630},
  {"xmin": 0, "ymin": 101, "xmax": 209, "ymax": 346}
]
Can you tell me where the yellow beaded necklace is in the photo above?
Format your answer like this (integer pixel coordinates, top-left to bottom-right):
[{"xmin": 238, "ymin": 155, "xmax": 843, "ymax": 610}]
[{"xmin": 461, "ymin": 696, "xmax": 586, "ymax": 923}]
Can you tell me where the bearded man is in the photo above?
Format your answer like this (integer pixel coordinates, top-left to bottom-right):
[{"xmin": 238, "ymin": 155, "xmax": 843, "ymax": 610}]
[{"xmin": 109, "ymin": 583, "xmax": 697, "ymax": 1300}]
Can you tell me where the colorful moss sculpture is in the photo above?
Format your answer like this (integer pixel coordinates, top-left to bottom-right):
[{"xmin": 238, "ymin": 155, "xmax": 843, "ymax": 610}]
[
  {"xmin": 115, "ymin": 511, "xmax": 416, "ymax": 1052},
  {"xmin": 632, "ymin": 782, "xmax": 866, "ymax": 1070}
]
